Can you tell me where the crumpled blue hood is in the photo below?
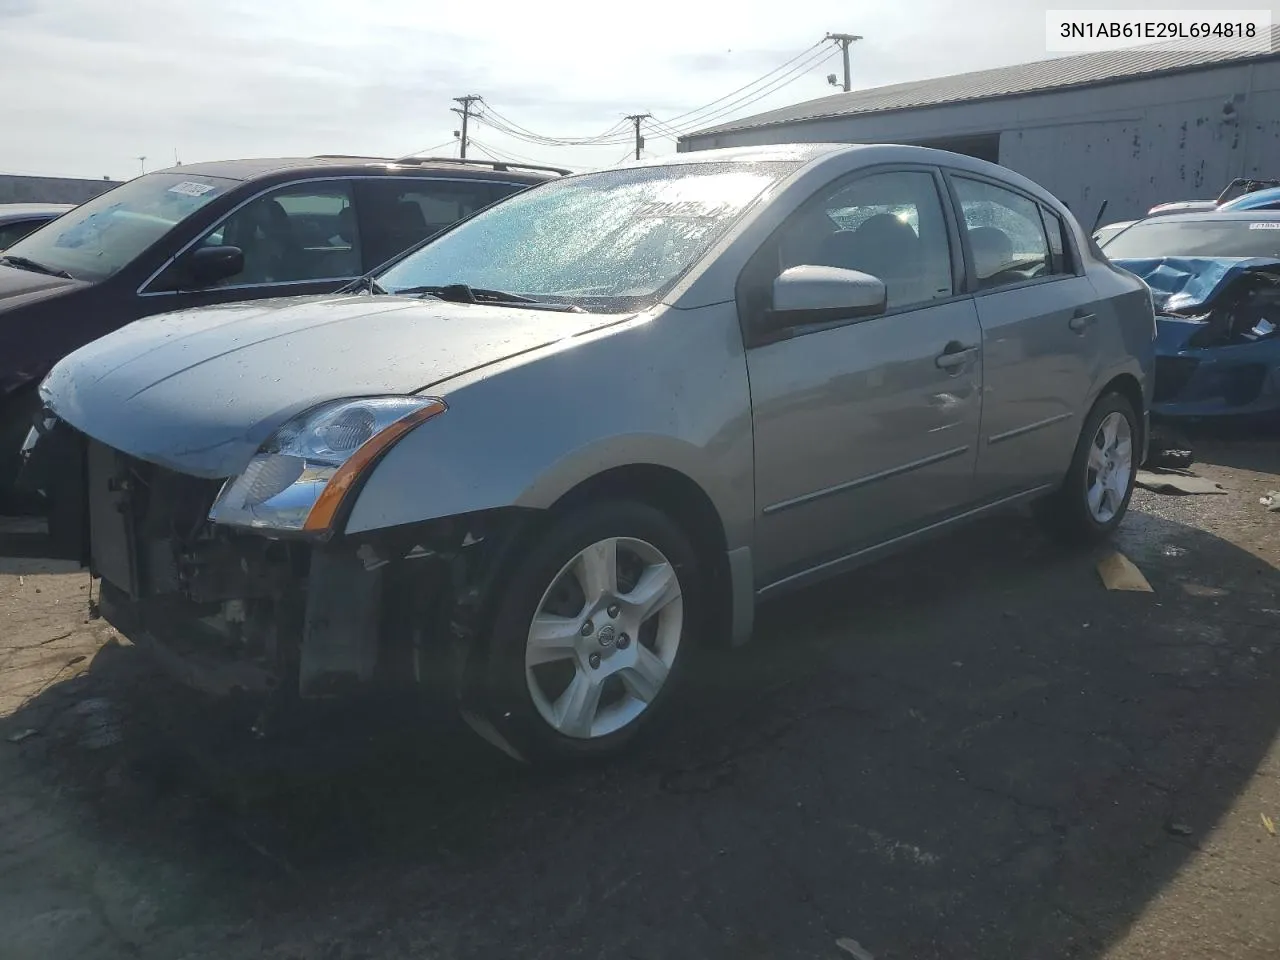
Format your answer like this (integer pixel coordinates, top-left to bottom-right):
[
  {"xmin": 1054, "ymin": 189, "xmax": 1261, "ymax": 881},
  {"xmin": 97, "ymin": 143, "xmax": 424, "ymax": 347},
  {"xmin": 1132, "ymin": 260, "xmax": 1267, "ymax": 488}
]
[{"xmin": 1110, "ymin": 256, "xmax": 1280, "ymax": 313}]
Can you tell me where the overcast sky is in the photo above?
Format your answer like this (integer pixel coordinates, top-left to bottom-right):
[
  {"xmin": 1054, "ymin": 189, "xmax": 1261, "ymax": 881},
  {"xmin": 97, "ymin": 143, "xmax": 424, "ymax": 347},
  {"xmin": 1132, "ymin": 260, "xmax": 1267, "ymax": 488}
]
[{"xmin": 1, "ymin": 0, "xmax": 1272, "ymax": 180}]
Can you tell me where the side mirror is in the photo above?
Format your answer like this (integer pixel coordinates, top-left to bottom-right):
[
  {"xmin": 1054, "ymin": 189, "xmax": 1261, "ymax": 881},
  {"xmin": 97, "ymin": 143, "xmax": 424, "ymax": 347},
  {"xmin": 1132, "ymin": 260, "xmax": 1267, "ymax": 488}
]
[
  {"xmin": 179, "ymin": 245, "xmax": 244, "ymax": 289},
  {"xmin": 766, "ymin": 265, "xmax": 887, "ymax": 329}
]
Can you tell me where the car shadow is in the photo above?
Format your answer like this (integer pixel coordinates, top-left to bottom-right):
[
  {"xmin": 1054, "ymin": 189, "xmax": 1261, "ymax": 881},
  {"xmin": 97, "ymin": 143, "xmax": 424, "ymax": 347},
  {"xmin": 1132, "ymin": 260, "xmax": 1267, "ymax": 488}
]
[{"xmin": 3, "ymin": 505, "xmax": 1279, "ymax": 959}]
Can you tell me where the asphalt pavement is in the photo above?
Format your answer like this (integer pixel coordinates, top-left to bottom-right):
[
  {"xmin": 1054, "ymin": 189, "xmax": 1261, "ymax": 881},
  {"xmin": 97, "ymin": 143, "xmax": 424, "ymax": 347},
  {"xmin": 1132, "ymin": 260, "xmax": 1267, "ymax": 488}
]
[{"xmin": 1, "ymin": 438, "xmax": 1279, "ymax": 960}]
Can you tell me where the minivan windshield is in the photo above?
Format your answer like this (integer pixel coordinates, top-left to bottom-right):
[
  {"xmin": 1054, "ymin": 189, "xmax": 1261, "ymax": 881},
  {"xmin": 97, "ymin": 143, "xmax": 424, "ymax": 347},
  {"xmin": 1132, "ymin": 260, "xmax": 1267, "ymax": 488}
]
[
  {"xmin": 376, "ymin": 161, "xmax": 798, "ymax": 312},
  {"xmin": 2, "ymin": 173, "xmax": 236, "ymax": 282},
  {"xmin": 1101, "ymin": 217, "xmax": 1280, "ymax": 260}
]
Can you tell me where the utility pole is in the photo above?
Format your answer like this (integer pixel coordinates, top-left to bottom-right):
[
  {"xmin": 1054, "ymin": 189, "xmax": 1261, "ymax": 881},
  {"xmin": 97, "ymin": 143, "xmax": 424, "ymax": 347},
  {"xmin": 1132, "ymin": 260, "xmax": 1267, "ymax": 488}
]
[
  {"xmin": 136, "ymin": 156, "xmax": 146, "ymax": 175},
  {"xmin": 452, "ymin": 95, "xmax": 482, "ymax": 159},
  {"xmin": 824, "ymin": 32, "xmax": 862, "ymax": 92},
  {"xmin": 626, "ymin": 113, "xmax": 651, "ymax": 161}
]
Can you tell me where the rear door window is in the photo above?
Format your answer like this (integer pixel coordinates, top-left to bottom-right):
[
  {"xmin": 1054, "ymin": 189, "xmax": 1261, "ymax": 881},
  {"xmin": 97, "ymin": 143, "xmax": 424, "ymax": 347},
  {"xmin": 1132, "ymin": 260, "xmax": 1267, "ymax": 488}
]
[
  {"xmin": 952, "ymin": 177, "xmax": 1060, "ymax": 290},
  {"xmin": 356, "ymin": 179, "xmax": 511, "ymax": 269}
]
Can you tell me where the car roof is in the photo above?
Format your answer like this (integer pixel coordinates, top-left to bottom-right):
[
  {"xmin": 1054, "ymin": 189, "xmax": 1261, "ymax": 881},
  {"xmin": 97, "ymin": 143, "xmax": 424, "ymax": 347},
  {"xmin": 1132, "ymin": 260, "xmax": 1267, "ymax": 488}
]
[
  {"xmin": 1125, "ymin": 209, "xmax": 1280, "ymax": 225},
  {"xmin": 610, "ymin": 142, "xmax": 1050, "ymax": 185},
  {"xmin": 1219, "ymin": 185, "xmax": 1280, "ymax": 210},
  {"xmin": 142, "ymin": 155, "xmax": 569, "ymax": 184},
  {"xmin": 0, "ymin": 202, "xmax": 75, "ymax": 220}
]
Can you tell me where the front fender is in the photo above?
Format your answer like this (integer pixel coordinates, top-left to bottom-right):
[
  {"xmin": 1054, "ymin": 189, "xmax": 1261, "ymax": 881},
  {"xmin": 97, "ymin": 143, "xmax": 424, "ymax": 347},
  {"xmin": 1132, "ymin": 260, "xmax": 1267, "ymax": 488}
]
[{"xmin": 340, "ymin": 305, "xmax": 756, "ymax": 550}]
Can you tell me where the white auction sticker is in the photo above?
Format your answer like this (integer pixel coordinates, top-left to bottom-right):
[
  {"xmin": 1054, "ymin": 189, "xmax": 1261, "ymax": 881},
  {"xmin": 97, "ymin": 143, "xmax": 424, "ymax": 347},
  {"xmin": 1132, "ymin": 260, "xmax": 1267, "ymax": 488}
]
[
  {"xmin": 1046, "ymin": 10, "xmax": 1271, "ymax": 52},
  {"xmin": 167, "ymin": 181, "xmax": 217, "ymax": 197}
]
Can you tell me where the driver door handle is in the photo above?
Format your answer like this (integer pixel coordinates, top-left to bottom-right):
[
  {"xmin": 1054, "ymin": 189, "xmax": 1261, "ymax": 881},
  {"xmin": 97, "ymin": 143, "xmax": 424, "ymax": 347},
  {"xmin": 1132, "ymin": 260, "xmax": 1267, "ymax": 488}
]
[
  {"xmin": 1069, "ymin": 310, "xmax": 1097, "ymax": 332},
  {"xmin": 935, "ymin": 341, "xmax": 978, "ymax": 370}
]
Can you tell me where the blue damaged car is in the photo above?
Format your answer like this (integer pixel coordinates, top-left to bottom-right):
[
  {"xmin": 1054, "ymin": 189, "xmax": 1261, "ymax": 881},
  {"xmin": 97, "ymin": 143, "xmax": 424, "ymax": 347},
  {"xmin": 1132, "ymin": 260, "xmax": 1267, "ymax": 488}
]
[{"xmin": 1101, "ymin": 211, "xmax": 1280, "ymax": 420}]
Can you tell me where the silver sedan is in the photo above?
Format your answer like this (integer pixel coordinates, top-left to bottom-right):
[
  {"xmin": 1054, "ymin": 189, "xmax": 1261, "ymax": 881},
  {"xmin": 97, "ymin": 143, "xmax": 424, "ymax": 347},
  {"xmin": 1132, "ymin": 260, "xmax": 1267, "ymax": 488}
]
[{"xmin": 25, "ymin": 143, "xmax": 1156, "ymax": 764}]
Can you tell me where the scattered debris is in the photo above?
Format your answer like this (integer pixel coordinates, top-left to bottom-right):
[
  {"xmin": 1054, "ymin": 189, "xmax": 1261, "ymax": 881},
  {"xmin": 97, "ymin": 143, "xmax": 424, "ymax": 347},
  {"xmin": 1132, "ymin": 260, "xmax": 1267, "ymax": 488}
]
[
  {"xmin": 6, "ymin": 728, "xmax": 39, "ymax": 744},
  {"xmin": 1263, "ymin": 813, "xmax": 1277, "ymax": 837},
  {"xmin": 1162, "ymin": 544, "xmax": 1188, "ymax": 558},
  {"xmin": 836, "ymin": 938, "xmax": 875, "ymax": 960},
  {"xmin": 66, "ymin": 654, "xmax": 86, "ymax": 667},
  {"xmin": 1146, "ymin": 424, "xmax": 1195, "ymax": 469},
  {"xmin": 1097, "ymin": 551, "xmax": 1154, "ymax": 592},
  {"xmin": 1181, "ymin": 583, "xmax": 1230, "ymax": 598},
  {"xmin": 1147, "ymin": 446, "xmax": 1195, "ymax": 470},
  {"xmin": 1261, "ymin": 491, "xmax": 1280, "ymax": 511},
  {"xmin": 1166, "ymin": 822, "xmax": 1194, "ymax": 837},
  {"xmin": 1136, "ymin": 470, "xmax": 1226, "ymax": 495}
]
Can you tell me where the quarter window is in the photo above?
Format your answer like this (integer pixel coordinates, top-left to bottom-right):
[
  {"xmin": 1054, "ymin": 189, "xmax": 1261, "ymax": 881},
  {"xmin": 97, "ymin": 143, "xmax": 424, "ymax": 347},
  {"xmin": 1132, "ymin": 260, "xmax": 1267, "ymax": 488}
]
[
  {"xmin": 953, "ymin": 177, "xmax": 1059, "ymax": 291},
  {"xmin": 775, "ymin": 169, "xmax": 955, "ymax": 311}
]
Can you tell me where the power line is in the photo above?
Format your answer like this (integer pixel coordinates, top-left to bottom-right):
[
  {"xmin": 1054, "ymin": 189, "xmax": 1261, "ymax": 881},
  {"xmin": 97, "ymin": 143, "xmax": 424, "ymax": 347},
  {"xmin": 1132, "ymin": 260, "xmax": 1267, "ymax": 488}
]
[
  {"xmin": 465, "ymin": 137, "xmax": 547, "ymax": 166},
  {"xmin": 480, "ymin": 101, "xmax": 631, "ymax": 143},
  {"xmin": 402, "ymin": 138, "xmax": 459, "ymax": 158},
  {"xmin": 476, "ymin": 102, "xmax": 631, "ymax": 145},
  {"xmin": 662, "ymin": 40, "xmax": 825, "ymax": 126},
  {"xmin": 653, "ymin": 45, "xmax": 837, "ymax": 136},
  {"xmin": 461, "ymin": 35, "xmax": 844, "ymax": 151}
]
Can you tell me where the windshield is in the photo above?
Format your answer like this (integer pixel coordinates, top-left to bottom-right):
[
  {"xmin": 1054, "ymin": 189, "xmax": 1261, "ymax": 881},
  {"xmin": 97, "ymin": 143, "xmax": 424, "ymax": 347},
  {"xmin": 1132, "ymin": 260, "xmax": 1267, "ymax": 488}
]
[
  {"xmin": 1101, "ymin": 218, "xmax": 1280, "ymax": 260},
  {"xmin": 2, "ymin": 172, "xmax": 236, "ymax": 282},
  {"xmin": 376, "ymin": 161, "xmax": 798, "ymax": 311}
]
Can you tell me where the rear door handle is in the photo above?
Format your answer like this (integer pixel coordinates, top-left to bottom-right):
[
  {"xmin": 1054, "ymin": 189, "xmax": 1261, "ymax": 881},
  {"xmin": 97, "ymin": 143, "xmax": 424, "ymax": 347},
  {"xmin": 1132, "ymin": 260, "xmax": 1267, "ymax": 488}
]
[
  {"xmin": 1069, "ymin": 310, "xmax": 1097, "ymax": 332},
  {"xmin": 935, "ymin": 341, "xmax": 978, "ymax": 370}
]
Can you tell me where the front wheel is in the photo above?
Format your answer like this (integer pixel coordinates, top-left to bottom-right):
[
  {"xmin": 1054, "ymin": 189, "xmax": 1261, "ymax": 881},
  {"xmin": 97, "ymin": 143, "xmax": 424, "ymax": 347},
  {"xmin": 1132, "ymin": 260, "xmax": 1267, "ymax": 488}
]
[
  {"xmin": 472, "ymin": 500, "xmax": 702, "ymax": 765},
  {"xmin": 1036, "ymin": 392, "xmax": 1139, "ymax": 546}
]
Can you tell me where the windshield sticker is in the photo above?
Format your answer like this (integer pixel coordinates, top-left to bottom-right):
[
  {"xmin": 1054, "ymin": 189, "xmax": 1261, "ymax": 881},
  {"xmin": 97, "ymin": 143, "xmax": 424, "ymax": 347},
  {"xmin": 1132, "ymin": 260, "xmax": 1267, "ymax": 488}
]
[
  {"xmin": 1248, "ymin": 222, "xmax": 1280, "ymax": 229},
  {"xmin": 168, "ymin": 181, "xmax": 217, "ymax": 198},
  {"xmin": 634, "ymin": 200, "xmax": 732, "ymax": 220}
]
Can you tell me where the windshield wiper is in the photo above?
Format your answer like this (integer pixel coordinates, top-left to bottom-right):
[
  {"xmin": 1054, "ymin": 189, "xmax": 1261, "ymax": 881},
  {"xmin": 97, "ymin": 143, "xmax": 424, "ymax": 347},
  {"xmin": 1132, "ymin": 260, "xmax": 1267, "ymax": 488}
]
[
  {"xmin": 340, "ymin": 275, "xmax": 388, "ymax": 295},
  {"xmin": 391, "ymin": 283, "xmax": 585, "ymax": 313},
  {"xmin": 0, "ymin": 255, "xmax": 73, "ymax": 280}
]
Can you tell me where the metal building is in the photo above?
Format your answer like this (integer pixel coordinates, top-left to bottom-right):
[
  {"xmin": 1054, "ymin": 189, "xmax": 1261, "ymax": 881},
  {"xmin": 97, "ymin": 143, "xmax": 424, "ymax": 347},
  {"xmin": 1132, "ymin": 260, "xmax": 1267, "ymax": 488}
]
[{"xmin": 677, "ymin": 31, "xmax": 1280, "ymax": 224}]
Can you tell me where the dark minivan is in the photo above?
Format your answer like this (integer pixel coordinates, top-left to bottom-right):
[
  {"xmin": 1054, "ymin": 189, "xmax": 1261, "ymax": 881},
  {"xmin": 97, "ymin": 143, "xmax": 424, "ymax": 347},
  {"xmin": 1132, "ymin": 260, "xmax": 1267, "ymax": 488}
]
[{"xmin": 0, "ymin": 155, "xmax": 567, "ymax": 510}]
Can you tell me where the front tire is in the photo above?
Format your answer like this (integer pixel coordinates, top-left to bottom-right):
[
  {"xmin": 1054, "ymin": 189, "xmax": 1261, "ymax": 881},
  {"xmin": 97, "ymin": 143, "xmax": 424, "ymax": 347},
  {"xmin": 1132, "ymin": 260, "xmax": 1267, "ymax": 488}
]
[
  {"xmin": 474, "ymin": 500, "xmax": 702, "ymax": 765},
  {"xmin": 1037, "ymin": 391, "xmax": 1139, "ymax": 546}
]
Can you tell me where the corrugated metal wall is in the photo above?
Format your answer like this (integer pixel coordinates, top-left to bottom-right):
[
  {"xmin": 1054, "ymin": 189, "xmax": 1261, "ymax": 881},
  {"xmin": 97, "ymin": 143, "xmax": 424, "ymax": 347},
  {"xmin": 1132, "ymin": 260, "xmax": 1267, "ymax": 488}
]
[{"xmin": 682, "ymin": 60, "xmax": 1280, "ymax": 225}]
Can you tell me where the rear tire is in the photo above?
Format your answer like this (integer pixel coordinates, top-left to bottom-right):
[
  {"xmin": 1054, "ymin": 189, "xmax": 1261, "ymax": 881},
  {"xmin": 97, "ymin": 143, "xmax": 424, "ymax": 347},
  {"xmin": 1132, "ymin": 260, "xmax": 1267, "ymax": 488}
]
[
  {"xmin": 1036, "ymin": 392, "xmax": 1139, "ymax": 546},
  {"xmin": 471, "ymin": 499, "xmax": 703, "ymax": 766}
]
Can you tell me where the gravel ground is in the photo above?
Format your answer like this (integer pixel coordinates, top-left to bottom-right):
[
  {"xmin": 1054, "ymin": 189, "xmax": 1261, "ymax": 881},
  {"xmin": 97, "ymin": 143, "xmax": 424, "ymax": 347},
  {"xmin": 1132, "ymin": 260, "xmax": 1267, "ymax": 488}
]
[{"xmin": 1, "ymin": 438, "xmax": 1279, "ymax": 960}]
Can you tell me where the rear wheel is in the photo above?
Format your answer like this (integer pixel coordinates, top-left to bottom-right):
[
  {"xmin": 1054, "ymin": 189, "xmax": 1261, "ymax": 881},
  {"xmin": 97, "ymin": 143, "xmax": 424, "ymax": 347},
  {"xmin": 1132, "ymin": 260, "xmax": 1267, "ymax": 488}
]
[
  {"xmin": 1036, "ymin": 392, "xmax": 1138, "ymax": 545},
  {"xmin": 473, "ymin": 500, "xmax": 701, "ymax": 764}
]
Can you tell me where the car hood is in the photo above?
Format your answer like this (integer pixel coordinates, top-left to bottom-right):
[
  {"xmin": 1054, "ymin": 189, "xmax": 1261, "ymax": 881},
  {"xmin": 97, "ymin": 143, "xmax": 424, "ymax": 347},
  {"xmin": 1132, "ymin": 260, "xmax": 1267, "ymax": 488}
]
[
  {"xmin": 1111, "ymin": 256, "xmax": 1280, "ymax": 313},
  {"xmin": 43, "ymin": 293, "xmax": 623, "ymax": 478},
  {"xmin": 0, "ymin": 261, "xmax": 85, "ymax": 310},
  {"xmin": 1111, "ymin": 257, "xmax": 1280, "ymax": 356}
]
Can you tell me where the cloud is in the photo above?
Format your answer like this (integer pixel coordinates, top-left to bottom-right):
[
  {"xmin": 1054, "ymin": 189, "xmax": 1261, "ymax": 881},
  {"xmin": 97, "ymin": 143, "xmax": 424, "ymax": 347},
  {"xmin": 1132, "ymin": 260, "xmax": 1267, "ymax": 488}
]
[{"xmin": 0, "ymin": 0, "xmax": 1178, "ymax": 178}]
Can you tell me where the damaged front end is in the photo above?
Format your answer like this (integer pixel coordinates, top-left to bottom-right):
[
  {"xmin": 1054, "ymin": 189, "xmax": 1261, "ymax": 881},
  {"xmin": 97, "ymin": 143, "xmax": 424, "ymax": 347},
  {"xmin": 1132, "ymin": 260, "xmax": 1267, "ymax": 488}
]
[
  {"xmin": 1114, "ymin": 256, "xmax": 1280, "ymax": 419},
  {"xmin": 21, "ymin": 418, "xmax": 526, "ymax": 719}
]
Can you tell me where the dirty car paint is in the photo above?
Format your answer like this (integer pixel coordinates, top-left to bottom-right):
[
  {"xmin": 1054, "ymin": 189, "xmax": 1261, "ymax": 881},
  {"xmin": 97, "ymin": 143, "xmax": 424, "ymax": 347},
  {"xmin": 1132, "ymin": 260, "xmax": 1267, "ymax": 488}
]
[{"xmin": 39, "ymin": 294, "xmax": 621, "ymax": 478}]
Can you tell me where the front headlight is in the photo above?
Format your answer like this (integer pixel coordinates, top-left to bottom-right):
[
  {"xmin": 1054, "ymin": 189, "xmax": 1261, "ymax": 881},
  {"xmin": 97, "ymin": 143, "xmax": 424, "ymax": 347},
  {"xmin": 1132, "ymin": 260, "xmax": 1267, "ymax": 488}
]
[{"xmin": 208, "ymin": 396, "xmax": 446, "ymax": 534}]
